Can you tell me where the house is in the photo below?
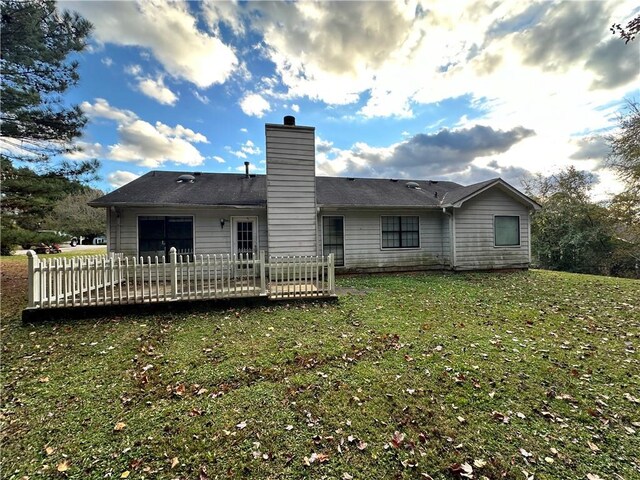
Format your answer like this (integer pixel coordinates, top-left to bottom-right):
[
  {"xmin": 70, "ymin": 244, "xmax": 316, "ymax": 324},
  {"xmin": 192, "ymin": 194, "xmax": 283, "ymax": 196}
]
[{"xmin": 90, "ymin": 116, "xmax": 541, "ymax": 272}]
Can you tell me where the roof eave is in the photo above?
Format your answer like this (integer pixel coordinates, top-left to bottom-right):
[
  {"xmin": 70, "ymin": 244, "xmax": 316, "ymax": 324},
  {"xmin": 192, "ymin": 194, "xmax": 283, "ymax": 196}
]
[
  {"xmin": 88, "ymin": 202, "xmax": 266, "ymax": 209},
  {"xmin": 449, "ymin": 179, "xmax": 541, "ymax": 210}
]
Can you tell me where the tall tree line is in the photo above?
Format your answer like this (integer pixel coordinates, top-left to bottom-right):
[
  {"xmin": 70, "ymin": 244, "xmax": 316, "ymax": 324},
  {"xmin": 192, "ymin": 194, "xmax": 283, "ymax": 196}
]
[{"xmin": 1, "ymin": 0, "xmax": 100, "ymax": 254}]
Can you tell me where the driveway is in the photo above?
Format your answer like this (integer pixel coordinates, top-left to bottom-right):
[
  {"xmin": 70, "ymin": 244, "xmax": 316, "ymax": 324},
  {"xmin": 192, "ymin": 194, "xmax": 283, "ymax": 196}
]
[{"xmin": 14, "ymin": 244, "xmax": 107, "ymax": 255}]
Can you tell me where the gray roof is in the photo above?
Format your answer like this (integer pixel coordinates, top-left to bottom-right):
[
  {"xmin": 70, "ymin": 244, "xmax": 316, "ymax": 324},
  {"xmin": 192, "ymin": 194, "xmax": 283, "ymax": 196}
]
[{"xmin": 90, "ymin": 171, "xmax": 538, "ymax": 209}]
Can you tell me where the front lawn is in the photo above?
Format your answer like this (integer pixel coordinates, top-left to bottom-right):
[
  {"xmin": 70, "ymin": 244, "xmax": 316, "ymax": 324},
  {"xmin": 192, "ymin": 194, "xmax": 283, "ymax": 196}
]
[{"xmin": 1, "ymin": 257, "xmax": 638, "ymax": 479}]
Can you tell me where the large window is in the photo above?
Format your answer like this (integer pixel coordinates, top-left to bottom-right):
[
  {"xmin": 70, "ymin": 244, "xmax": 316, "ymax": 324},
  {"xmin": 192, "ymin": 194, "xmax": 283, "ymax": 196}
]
[
  {"xmin": 494, "ymin": 216, "xmax": 520, "ymax": 246},
  {"xmin": 381, "ymin": 216, "xmax": 419, "ymax": 249},
  {"xmin": 138, "ymin": 216, "xmax": 193, "ymax": 259},
  {"xmin": 322, "ymin": 216, "xmax": 344, "ymax": 266}
]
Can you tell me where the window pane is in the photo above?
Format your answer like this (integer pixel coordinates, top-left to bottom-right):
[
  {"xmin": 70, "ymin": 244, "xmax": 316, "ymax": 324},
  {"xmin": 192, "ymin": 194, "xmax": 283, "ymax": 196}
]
[
  {"xmin": 323, "ymin": 216, "xmax": 344, "ymax": 266},
  {"xmin": 382, "ymin": 215, "xmax": 419, "ymax": 249},
  {"xmin": 495, "ymin": 216, "xmax": 519, "ymax": 246}
]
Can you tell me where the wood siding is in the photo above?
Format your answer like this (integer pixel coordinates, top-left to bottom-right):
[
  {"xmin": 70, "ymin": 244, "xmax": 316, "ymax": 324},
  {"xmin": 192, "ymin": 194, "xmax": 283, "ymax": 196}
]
[
  {"xmin": 454, "ymin": 188, "xmax": 531, "ymax": 270},
  {"xmin": 319, "ymin": 209, "xmax": 447, "ymax": 271},
  {"xmin": 107, "ymin": 207, "xmax": 267, "ymax": 258},
  {"xmin": 266, "ymin": 124, "xmax": 317, "ymax": 257}
]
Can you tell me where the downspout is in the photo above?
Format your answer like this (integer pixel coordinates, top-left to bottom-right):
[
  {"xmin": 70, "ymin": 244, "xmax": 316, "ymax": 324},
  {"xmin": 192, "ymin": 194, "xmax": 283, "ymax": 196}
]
[
  {"xmin": 528, "ymin": 210, "xmax": 533, "ymax": 267},
  {"xmin": 442, "ymin": 207, "xmax": 455, "ymax": 270},
  {"xmin": 110, "ymin": 206, "xmax": 121, "ymax": 253}
]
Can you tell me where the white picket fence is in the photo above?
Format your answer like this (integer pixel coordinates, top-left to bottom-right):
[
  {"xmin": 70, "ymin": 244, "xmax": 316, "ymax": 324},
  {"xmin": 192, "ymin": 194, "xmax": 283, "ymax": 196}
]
[{"xmin": 26, "ymin": 248, "xmax": 335, "ymax": 309}]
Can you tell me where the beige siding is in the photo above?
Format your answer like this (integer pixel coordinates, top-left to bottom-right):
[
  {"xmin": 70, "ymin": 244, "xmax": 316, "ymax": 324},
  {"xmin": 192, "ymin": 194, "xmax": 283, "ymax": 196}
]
[
  {"xmin": 266, "ymin": 124, "xmax": 317, "ymax": 256},
  {"xmin": 109, "ymin": 207, "xmax": 267, "ymax": 257},
  {"xmin": 454, "ymin": 189, "xmax": 530, "ymax": 270},
  {"xmin": 319, "ymin": 209, "xmax": 447, "ymax": 271}
]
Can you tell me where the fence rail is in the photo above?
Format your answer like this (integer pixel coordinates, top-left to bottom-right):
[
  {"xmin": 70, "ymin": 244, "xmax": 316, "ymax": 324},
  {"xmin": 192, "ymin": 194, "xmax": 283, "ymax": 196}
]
[{"xmin": 26, "ymin": 248, "xmax": 335, "ymax": 309}]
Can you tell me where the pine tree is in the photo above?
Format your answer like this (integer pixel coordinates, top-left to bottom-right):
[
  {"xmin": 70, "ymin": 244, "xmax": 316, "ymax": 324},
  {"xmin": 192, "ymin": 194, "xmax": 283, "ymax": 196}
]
[{"xmin": 0, "ymin": 0, "xmax": 95, "ymax": 178}]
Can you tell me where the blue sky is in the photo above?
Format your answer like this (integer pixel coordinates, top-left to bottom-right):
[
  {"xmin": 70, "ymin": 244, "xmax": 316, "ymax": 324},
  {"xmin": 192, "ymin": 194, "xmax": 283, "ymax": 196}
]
[{"xmin": 55, "ymin": 0, "xmax": 639, "ymax": 198}]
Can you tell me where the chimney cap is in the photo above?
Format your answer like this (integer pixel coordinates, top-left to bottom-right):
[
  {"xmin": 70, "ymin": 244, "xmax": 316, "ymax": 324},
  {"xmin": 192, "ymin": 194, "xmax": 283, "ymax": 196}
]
[{"xmin": 283, "ymin": 115, "xmax": 296, "ymax": 126}]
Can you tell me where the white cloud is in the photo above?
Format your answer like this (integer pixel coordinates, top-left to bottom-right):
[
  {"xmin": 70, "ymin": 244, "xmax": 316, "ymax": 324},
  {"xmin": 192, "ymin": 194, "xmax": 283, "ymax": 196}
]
[
  {"xmin": 64, "ymin": 141, "xmax": 105, "ymax": 160},
  {"xmin": 69, "ymin": 0, "xmax": 238, "ymax": 88},
  {"xmin": 81, "ymin": 98, "xmax": 208, "ymax": 168},
  {"xmin": 101, "ymin": 57, "xmax": 113, "ymax": 67},
  {"xmin": 240, "ymin": 128, "xmax": 248, "ymax": 133},
  {"xmin": 227, "ymin": 139, "xmax": 262, "ymax": 159},
  {"xmin": 124, "ymin": 64, "xmax": 142, "ymax": 76},
  {"xmin": 291, "ymin": 104, "xmax": 300, "ymax": 113},
  {"xmin": 107, "ymin": 170, "xmax": 140, "ymax": 188},
  {"xmin": 212, "ymin": 156, "xmax": 225, "ymax": 163},
  {"xmin": 137, "ymin": 76, "xmax": 178, "ymax": 106},
  {"xmin": 239, "ymin": 93, "xmax": 271, "ymax": 118},
  {"xmin": 81, "ymin": 98, "xmax": 137, "ymax": 124},
  {"xmin": 192, "ymin": 90, "xmax": 210, "ymax": 104}
]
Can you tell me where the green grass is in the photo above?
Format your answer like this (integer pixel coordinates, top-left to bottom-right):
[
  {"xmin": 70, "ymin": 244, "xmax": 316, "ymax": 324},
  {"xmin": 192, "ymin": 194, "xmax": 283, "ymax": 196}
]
[{"xmin": 1, "ymin": 263, "xmax": 638, "ymax": 479}]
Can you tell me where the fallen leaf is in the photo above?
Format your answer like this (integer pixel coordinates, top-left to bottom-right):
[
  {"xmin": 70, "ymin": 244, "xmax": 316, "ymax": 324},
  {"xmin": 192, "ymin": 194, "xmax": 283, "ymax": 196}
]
[
  {"xmin": 457, "ymin": 416, "xmax": 466, "ymax": 424},
  {"xmin": 391, "ymin": 430, "xmax": 405, "ymax": 448},
  {"xmin": 39, "ymin": 376, "xmax": 50, "ymax": 383},
  {"xmin": 236, "ymin": 421, "xmax": 247, "ymax": 429},
  {"xmin": 114, "ymin": 422, "xmax": 126, "ymax": 431},
  {"xmin": 473, "ymin": 458, "xmax": 487, "ymax": 468},
  {"xmin": 357, "ymin": 440, "xmax": 368, "ymax": 450},
  {"xmin": 342, "ymin": 473, "xmax": 353, "ymax": 480},
  {"xmin": 460, "ymin": 462, "xmax": 473, "ymax": 478},
  {"xmin": 171, "ymin": 457, "xmax": 179, "ymax": 468},
  {"xmin": 520, "ymin": 448, "xmax": 532, "ymax": 458},
  {"xmin": 57, "ymin": 460, "xmax": 69, "ymax": 472},
  {"xmin": 586, "ymin": 474, "xmax": 604, "ymax": 480},
  {"xmin": 544, "ymin": 457, "xmax": 554, "ymax": 464},
  {"xmin": 587, "ymin": 441, "xmax": 599, "ymax": 452},
  {"xmin": 45, "ymin": 446, "xmax": 54, "ymax": 455},
  {"xmin": 120, "ymin": 471, "xmax": 130, "ymax": 478}
]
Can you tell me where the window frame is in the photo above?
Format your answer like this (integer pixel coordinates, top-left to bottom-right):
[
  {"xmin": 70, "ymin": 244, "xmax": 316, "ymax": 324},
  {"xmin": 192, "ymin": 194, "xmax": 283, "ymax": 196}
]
[
  {"xmin": 493, "ymin": 215, "xmax": 521, "ymax": 247},
  {"xmin": 380, "ymin": 215, "xmax": 421, "ymax": 250},
  {"xmin": 321, "ymin": 215, "xmax": 345, "ymax": 267},
  {"xmin": 136, "ymin": 214, "xmax": 195, "ymax": 260}
]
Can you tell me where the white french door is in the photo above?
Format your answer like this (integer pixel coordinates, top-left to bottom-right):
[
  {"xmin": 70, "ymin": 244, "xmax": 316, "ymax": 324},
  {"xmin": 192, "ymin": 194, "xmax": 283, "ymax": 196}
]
[{"xmin": 231, "ymin": 216, "xmax": 257, "ymax": 259}]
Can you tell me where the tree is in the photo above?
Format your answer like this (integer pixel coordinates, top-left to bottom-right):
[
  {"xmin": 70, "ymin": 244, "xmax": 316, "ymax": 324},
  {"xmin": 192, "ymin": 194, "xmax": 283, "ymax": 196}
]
[
  {"xmin": 611, "ymin": 14, "xmax": 640, "ymax": 44},
  {"xmin": 43, "ymin": 189, "xmax": 106, "ymax": 238},
  {"xmin": 1, "ymin": 0, "xmax": 96, "ymax": 179},
  {"xmin": 523, "ymin": 167, "xmax": 616, "ymax": 275},
  {"xmin": 606, "ymin": 100, "xmax": 640, "ymax": 193},
  {"xmin": 1, "ymin": 156, "xmax": 85, "ymax": 254}
]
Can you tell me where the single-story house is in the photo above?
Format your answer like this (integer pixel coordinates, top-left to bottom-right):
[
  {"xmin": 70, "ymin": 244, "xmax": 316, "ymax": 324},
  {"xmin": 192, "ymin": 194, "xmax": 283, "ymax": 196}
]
[{"xmin": 90, "ymin": 116, "xmax": 541, "ymax": 272}]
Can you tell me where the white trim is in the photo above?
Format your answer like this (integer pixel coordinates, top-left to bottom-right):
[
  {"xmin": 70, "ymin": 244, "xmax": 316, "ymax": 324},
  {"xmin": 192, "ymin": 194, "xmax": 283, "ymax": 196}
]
[
  {"xmin": 321, "ymin": 215, "xmax": 346, "ymax": 267},
  {"xmin": 379, "ymin": 215, "xmax": 421, "ymax": 250},
  {"xmin": 451, "ymin": 209, "xmax": 456, "ymax": 269},
  {"xmin": 451, "ymin": 179, "xmax": 541, "ymax": 210},
  {"xmin": 106, "ymin": 208, "xmax": 111, "ymax": 253},
  {"xmin": 230, "ymin": 216, "xmax": 258, "ymax": 257},
  {"xmin": 135, "ymin": 214, "xmax": 195, "ymax": 258},
  {"xmin": 493, "ymin": 215, "xmax": 521, "ymax": 248},
  {"xmin": 528, "ymin": 211, "xmax": 532, "ymax": 264}
]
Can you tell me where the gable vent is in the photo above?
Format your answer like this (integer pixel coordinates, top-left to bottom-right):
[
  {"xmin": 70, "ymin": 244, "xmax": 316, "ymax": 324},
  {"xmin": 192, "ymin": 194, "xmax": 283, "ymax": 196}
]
[
  {"xmin": 177, "ymin": 174, "xmax": 195, "ymax": 183},
  {"xmin": 406, "ymin": 181, "xmax": 420, "ymax": 189}
]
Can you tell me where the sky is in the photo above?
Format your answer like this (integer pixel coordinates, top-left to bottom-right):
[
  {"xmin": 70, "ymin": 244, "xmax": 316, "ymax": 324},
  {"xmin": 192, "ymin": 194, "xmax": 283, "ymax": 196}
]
[{"xmin": 56, "ymin": 0, "xmax": 639, "ymax": 198}]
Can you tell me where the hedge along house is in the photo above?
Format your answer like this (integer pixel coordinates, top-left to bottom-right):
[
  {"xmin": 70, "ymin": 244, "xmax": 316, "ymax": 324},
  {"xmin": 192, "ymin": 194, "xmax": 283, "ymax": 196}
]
[{"xmin": 90, "ymin": 116, "xmax": 541, "ymax": 272}]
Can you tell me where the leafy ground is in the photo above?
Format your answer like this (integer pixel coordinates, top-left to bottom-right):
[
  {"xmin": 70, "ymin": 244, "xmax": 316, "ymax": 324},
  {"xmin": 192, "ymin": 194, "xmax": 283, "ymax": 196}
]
[{"xmin": 1, "ymin": 255, "xmax": 639, "ymax": 480}]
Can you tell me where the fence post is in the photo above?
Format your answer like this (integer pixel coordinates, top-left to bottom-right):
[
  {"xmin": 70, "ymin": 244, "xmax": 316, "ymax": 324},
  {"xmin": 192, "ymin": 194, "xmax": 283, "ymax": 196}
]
[
  {"xmin": 328, "ymin": 253, "xmax": 335, "ymax": 295},
  {"xmin": 27, "ymin": 250, "xmax": 39, "ymax": 308},
  {"xmin": 259, "ymin": 250, "xmax": 266, "ymax": 295},
  {"xmin": 170, "ymin": 247, "xmax": 178, "ymax": 300}
]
